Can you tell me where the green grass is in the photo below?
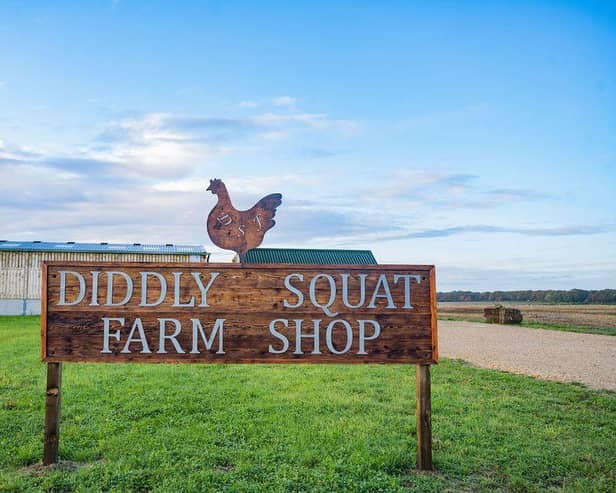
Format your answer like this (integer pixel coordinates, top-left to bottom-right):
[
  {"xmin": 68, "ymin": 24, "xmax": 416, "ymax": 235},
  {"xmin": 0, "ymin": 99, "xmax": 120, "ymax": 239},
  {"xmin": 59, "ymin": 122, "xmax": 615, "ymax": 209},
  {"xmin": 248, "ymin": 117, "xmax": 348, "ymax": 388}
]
[
  {"xmin": 439, "ymin": 316, "xmax": 616, "ymax": 336},
  {"xmin": 519, "ymin": 321, "xmax": 616, "ymax": 336},
  {"xmin": 1, "ymin": 316, "xmax": 615, "ymax": 492}
]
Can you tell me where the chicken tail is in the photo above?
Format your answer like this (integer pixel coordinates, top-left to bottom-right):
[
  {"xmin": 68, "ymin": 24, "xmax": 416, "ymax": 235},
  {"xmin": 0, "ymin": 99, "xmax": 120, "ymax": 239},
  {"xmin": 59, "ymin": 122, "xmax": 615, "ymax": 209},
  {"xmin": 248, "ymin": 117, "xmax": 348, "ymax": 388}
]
[{"xmin": 255, "ymin": 193, "xmax": 282, "ymax": 216}]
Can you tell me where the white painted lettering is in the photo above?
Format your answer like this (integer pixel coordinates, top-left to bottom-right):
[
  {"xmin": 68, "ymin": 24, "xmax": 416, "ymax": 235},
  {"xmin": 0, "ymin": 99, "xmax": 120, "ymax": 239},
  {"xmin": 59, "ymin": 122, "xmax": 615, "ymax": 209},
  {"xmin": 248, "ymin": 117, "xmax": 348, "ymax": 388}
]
[
  {"xmin": 158, "ymin": 318, "xmax": 185, "ymax": 353},
  {"xmin": 90, "ymin": 271, "xmax": 100, "ymax": 306},
  {"xmin": 121, "ymin": 318, "xmax": 152, "ymax": 354},
  {"xmin": 192, "ymin": 272, "xmax": 219, "ymax": 307},
  {"xmin": 106, "ymin": 271, "xmax": 133, "ymax": 306},
  {"xmin": 367, "ymin": 274, "xmax": 395, "ymax": 309},
  {"xmin": 101, "ymin": 317, "xmax": 124, "ymax": 353},
  {"xmin": 393, "ymin": 274, "xmax": 421, "ymax": 309},
  {"xmin": 190, "ymin": 318, "xmax": 225, "ymax": 354},
  {"xmin": 139, "ymin": 271, "xmax": 167, "ymax": 307},
  {"xmin": 283, "ymin": 273, "xmax": 304, "ymax": 308},
  {"xmin": 357, "ymin": 320, "xmax": 381, "ymax": 355},
  {"xmin": 58, "ymin": 270, "xmax": 86, "ymax": 306},
  {"xmin": 268, "ymin": 319, "xmax": 290, "ymax": 354},
  {"xmin": 294, "ymin": 319, "xmax": 322, "ymax": 355},
  {"xmin": 326, "ymin": 319, "xmax": 353, "ymax": 354},
  {"xmin": 309, "ymin": 273, "xmax": 339, "ymax": 317},
  {"xmin": 172, "ymin": 272, "xmax": 195, "ymax": 307},
  {"xmin": 341, "ymin": 273, "xmax": 367, "ymax": 309}
]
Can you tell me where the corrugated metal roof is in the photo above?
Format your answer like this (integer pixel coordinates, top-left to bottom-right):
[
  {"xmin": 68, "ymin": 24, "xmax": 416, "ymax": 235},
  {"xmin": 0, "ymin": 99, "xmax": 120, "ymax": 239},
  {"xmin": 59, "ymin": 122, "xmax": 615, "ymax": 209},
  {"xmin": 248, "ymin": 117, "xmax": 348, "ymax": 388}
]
[
  {"xmin": 243, "ymin": 248, "xmax": 377, "ymax": 264},
  {"xmin": 0, "ymin": 240, "xmax": 209, "ymax": 256}
]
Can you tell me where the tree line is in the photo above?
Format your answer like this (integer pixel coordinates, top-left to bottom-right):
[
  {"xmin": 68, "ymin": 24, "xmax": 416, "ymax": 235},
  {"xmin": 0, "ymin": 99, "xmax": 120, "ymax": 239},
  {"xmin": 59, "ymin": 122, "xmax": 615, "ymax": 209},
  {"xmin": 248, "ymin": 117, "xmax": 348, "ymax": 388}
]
[{"xmin": 437, "ymin": 289, "xmax": 616, "ymax": 304}]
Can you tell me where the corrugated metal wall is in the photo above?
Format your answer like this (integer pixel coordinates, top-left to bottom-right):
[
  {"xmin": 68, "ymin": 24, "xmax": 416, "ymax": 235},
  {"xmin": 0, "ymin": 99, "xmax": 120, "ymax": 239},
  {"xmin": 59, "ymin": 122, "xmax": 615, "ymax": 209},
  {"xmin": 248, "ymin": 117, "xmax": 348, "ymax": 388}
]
[{"xmin": 0, "ymin": 251, "xmax": 204, "ymax": 314}]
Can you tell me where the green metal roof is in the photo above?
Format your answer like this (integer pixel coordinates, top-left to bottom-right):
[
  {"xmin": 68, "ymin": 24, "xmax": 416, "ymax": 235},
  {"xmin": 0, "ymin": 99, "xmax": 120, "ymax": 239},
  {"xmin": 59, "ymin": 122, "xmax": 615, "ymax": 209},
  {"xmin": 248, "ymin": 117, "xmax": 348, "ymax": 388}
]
[{"xmin": 243, "ymin": 248, "xmax": 377, "ymax": 264}]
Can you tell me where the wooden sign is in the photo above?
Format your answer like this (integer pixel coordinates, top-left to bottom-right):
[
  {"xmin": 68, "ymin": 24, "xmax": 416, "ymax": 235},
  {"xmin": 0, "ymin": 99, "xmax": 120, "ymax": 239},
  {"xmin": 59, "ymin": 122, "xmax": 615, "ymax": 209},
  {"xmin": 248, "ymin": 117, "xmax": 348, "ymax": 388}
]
[
  {"xmin": 206, "ymin": 178, "xmax": 282, "ymax": 262},
  {"xmin": 42, "ymin": 262, "xmax": 437, "ymax": 364}
]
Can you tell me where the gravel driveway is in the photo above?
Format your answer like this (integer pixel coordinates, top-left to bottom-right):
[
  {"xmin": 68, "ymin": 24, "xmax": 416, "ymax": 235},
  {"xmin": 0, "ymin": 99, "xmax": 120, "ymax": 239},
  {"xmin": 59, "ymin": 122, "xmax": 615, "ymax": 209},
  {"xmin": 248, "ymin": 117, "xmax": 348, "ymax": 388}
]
[{"xmin": 438, "ymin": 320, "xmax": 616, "ymax": 391}]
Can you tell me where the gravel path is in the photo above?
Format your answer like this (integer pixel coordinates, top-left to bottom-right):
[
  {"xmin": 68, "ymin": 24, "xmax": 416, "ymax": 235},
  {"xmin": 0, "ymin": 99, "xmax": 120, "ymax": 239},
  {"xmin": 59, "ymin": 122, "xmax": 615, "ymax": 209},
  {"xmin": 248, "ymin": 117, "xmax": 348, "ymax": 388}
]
[{"xmin": 438, "ymin": 320, "xmax": 616, "ymax": 391}]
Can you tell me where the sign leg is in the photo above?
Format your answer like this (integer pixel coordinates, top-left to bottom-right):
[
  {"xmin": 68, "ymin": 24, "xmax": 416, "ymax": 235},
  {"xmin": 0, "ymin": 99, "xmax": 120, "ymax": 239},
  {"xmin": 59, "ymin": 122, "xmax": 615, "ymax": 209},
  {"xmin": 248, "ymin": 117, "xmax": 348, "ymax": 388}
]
[
  {"xmin": 416, "ymin": 364, "xmax": 433, "ymax": 470},
  {"xmin": 43, "ymin": 362, "xmax": 62, "ymax": 466}
]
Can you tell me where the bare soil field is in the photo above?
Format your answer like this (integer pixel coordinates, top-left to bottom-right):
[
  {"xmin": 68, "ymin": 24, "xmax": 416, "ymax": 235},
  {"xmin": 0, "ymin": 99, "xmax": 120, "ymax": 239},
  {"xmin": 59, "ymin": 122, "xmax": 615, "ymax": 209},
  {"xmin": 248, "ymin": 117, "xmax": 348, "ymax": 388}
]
[{"xmin": 438, "ymin": 302, "xmax": 616, "ymax": 330}]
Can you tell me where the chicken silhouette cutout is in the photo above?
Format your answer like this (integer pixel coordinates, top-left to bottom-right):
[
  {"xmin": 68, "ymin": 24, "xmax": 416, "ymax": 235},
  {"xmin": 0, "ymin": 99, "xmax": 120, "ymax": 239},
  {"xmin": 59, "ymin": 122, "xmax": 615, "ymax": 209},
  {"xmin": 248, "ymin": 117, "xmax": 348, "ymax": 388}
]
[{"xmin": 206, "ymin": 178, "xmax": 282, "ymax": 263}]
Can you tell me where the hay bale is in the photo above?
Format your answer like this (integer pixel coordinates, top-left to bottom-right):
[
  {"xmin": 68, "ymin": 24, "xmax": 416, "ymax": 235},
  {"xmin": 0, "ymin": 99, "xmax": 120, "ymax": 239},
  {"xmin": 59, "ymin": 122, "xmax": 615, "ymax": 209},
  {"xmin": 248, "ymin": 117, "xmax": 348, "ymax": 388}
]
[
  {"xmin": 484, "ymin": 305, "xmax": 502, "ymax": 323},
  {"xmin": 503, "ymin": 308, "xmax": 523, "ymax": 324},
  {"xmin": 484, "ymin": 305, "xmax": 523, "ymax": 324}
]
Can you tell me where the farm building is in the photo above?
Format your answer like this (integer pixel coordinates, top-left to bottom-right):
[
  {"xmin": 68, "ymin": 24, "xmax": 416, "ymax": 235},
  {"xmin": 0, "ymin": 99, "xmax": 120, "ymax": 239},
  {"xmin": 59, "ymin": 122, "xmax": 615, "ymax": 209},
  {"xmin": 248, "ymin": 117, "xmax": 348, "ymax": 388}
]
[
  {"xmin": 238, "ymin": 248, "xmax": 378, "ymax": 265},
  {"xmin": 0, "ymin": 241, "xmax": 210, "ymax": 315}
]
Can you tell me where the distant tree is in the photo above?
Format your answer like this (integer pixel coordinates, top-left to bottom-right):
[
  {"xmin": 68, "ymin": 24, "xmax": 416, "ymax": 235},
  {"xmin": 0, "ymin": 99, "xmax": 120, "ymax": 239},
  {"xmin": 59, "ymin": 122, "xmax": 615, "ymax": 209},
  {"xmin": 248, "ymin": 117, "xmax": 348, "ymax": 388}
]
[
  {"xmin": 569, "ymin": 289, "xmax": 588, "ymax": 303},
  {"xmin": 437, "ymin": 288, "xmax": 615, "ymax": 304}
]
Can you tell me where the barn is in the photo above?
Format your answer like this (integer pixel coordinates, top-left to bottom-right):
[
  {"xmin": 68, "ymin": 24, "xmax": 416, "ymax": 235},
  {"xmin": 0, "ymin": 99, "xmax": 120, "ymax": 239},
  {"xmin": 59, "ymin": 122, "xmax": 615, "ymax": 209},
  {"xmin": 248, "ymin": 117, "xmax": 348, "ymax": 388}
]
[
  {"xmin": 236, "ymin": 248, "xmax": 378, "ymax": 264},
  {"xmin": 0, "ymin": 241, "xmax": 210, "ymax": 315}
]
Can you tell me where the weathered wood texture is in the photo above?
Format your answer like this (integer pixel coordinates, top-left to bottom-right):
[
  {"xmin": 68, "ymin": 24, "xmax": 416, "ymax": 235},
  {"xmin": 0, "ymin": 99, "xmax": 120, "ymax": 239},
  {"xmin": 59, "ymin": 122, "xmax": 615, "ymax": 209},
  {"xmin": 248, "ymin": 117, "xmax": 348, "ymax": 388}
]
[
  {"xmin": 43, "ymin": 362, "xmax": 62, "ymax": 465},
  {"xmin": 416, "ymin": 364, "xmax": 433, "ymax": 470},
  {"xmin": 42, "ymin": 262, "xmax": 437, "ymax": 364}
]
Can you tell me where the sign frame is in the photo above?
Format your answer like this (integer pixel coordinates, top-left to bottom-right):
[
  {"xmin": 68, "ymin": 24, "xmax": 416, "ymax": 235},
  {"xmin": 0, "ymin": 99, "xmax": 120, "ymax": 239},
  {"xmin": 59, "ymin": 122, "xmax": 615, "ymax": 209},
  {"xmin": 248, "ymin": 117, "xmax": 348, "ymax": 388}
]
[
  {"xmin": 40, "ymin": 260, "xmax": 436, "ymax": 470},
  {"xmin": 41, "ymin": 261, "xmax": 438, "ymax": 364}
]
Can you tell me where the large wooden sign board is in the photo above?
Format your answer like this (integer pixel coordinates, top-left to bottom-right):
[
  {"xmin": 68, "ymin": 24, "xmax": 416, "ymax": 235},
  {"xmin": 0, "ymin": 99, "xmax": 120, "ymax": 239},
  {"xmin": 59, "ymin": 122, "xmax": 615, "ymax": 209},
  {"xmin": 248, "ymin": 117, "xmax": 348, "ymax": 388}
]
[
  {"xmin": 42, "ymin": 262, "xmax": 437, "ymax": 363},
  {"xmin": 40, "ymin": 261, "xmax": 437, "ymax": 468}
]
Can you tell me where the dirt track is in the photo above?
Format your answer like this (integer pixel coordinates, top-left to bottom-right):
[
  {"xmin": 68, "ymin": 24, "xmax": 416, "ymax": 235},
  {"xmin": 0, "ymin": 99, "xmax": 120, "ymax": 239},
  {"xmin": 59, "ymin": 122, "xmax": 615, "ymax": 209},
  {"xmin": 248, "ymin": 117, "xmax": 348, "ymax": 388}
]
[{"xmin": 438, "ymin": 320, "xmax": 616, "ymax": 391}]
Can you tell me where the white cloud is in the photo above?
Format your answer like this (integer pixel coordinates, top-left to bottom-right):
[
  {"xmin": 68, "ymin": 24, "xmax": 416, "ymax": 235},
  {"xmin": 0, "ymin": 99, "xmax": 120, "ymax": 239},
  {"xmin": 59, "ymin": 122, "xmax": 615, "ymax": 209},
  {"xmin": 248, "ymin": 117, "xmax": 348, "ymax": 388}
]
[
  {"xmin": 0, "ymin": 162, "xmax": 86, "ymax": 209},
  {"xmin": 84, "ymin": 108, "xmax": 359, "ymax": 181},
  {"xmin": 259, "ymin": 130, "xmax": 289, "ymax": 141},
  {"xmin": 4, "ymin": 91, "xmax": 608, "ymax": 293},
  {"xmin": 152, "ymin": 179, "xmax": 209, "ymax": 193},
  {"xmin": 93, "ymin": 138, "xmax": 218, "ymax": 178},
  {"xmin": 272, "ymin": 96, "xmax": 296, "ymax": 106},
  {"xmin": 223, "ymin": 174, "xmax": 318, "ymax": 196},
  {"xmin": 239, "ymin": 100, "xmax": 259, "ymax": 108},
  {"xmin": 239, "ymin": 96, "xmax": 297, "ymax": 109},
  {"xmin": 251, "ymin": 112, "xmax": 359, "ymax": 135},
  {"xmin": 91, "ymin": 112, "xmax": 231, "ymax": 178}
]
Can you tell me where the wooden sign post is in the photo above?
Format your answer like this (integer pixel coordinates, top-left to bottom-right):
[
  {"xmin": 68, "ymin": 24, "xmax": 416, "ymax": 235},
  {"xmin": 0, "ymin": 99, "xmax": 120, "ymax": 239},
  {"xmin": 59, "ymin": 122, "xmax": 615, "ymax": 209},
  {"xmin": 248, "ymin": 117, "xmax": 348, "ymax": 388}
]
[
  {"xmin": 416, "ymin": 364, "xmax": 432, "ymax": 470},
  {"xmin": 41, "ymin": 262, "xmax": 437, "ymax": 469},
  {"xmin": 43, "ymin": 362, "xmax": 61, "ymax": 465}
]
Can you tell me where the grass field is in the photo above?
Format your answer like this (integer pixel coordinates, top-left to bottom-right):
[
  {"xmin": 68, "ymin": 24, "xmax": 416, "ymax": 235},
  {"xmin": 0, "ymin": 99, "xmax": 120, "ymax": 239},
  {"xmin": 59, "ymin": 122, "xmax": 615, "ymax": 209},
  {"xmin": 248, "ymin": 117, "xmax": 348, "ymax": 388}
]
[
  {"xmin": 438, "ymin": 302, "xmax": 616, "ymax": 336},
  {"xmin": 1, "ymin": 316, "xmax": 615, "ymax": 492}
]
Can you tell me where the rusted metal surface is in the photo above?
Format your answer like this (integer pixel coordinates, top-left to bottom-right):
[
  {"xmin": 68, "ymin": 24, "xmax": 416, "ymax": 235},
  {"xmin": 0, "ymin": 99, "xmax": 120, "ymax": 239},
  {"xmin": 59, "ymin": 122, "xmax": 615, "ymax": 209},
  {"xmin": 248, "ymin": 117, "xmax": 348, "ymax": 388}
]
[{"xmin": 206, "ymin": 179, "xmax": 282, "ymax": 263}]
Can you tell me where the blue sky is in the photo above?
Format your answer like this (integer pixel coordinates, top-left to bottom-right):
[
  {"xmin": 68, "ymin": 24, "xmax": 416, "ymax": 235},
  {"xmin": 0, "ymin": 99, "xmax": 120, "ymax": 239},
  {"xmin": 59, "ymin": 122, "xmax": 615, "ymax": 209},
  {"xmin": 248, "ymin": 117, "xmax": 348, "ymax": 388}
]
[{"xmin": 1, "ymin": 1, "xmax": 615, "ymax": 290}]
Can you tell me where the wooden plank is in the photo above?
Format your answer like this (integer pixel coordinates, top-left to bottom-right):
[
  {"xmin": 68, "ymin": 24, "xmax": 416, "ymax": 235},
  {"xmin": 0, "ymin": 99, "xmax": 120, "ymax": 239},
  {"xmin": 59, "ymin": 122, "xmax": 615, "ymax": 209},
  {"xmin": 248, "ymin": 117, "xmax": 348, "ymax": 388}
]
[
  {"xmin": 40, "ymin": 262, "xmax": 48, "ymax": 361},
  {"xmin": 416, "ymin": 364, "xmax": 433, "ymax": 470},
  {"xmin": 42, "ymin": 262, "xmax": 438, "ymax": 365},
  {"xmin": 42, "ymin": 261, "xmax": 435, "ymax": 270},
  {"xmin": 429, "ymin": 266, "xmax": 438, "ymax": 361},
  {"xmin": 44, "ymin": 264, "xmax": 434, "ymax": 311},
  {"xmin": 43, "ymin": 264, "xmax": 435, "ymax": 315},
  {"xmin": 43, "ymin": 362, "xmax": 61, "ymax": 465}
]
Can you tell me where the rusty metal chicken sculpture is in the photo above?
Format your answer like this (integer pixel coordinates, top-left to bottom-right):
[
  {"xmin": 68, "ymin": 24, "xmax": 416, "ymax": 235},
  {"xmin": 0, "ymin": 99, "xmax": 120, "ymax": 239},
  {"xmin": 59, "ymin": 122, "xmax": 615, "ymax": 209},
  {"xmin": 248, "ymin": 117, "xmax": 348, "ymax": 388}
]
[{"xmin": 206, "ymin": 178, "xmax": 282, "ymax": 262}]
